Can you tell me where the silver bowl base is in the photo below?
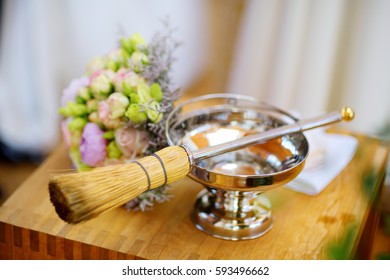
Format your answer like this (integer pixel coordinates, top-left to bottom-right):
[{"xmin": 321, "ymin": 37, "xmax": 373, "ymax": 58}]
[{"xmin": 192, "ymin": 188, "xmax": 273, "ymax": 240}]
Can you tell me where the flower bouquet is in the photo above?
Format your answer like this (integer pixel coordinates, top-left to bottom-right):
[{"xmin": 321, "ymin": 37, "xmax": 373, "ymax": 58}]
[{"xmin": 59, "ymin": 27, "xmax": 181, "ymax": 211}]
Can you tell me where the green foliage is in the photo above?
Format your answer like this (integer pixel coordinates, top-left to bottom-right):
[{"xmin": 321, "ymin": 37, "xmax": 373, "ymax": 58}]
[
  {"xmin": 107, "ymin": 141, "xmax": 122, "ymax": 159},
  {"xmin": 327, "ymin": 224, "xmax": 358, "ymax": 260}
]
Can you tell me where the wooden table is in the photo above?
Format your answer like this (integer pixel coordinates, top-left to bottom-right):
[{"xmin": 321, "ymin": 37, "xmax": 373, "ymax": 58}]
[{"xmin": 0, "ymin": 132, "xmax": 388, "ymax": 260}]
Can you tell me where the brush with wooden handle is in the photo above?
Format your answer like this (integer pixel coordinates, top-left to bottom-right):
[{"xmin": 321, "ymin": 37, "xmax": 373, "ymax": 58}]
[{"xmin": 49, "ymin": 107, "xmax": 355, "ymax": 224}]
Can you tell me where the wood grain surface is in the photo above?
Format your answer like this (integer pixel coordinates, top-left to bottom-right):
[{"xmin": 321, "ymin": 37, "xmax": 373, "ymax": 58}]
[{"xmin": 0, "ymin": 132, "xmax": 388, "ymax": 259}]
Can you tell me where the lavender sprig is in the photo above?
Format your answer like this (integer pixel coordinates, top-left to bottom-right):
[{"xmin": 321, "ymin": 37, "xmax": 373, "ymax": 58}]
[{"xmin": 141, "ymin": 19, "xmax": 182, "ymax": 101}]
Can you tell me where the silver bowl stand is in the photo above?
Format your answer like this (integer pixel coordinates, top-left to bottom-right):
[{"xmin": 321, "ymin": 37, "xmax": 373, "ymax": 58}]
[{"xmin": 166, "ymin": 94, "xmax": 308, "ymax": 240}]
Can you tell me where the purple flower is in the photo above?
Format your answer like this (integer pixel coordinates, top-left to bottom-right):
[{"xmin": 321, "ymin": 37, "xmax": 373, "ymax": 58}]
[
  {"xmin": 79, "ymin": 123, "xmax": 107, "ymax": 166},
  {"xmin": 61, "ymin": 76, "xmax": 89, "ymax": 106}
]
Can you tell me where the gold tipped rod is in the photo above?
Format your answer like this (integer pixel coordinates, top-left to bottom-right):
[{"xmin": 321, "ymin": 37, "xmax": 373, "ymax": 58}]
[
  {"xmin": 192, "ymin": 107, "xmax": 355, "ymax": 161},
  {"xmin": 49, "ymin": 107, "xmax": 354, "ymax": 224}
]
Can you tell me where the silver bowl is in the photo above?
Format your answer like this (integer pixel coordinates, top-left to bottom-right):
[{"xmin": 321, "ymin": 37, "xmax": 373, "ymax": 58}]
[{"xmin": 165, "ymin": 94, "xmax": 309, "ymax": 240}]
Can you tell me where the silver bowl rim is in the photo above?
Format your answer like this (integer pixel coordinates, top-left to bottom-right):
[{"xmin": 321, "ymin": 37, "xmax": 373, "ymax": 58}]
[{"xmin": 165, "ymin": 93, "xmax": 309, "ymax": 180}]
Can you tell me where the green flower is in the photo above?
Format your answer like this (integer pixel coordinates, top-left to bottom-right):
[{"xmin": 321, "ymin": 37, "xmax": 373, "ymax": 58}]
[
  {"xmin": 90, "ymin": 71, "xmax": 114, "ymax": 97},
  {"xmin": 88, "ymin": 111, "xmax": 99, "ymax": 123},
  {"xmin": 75, "ymin": 95, "xmax": 86, "ymax": 104},
  {"xmin": 146, "ymin": 100, "xmax": 163, "ymax": 123},
  {"xmin": 125, "ymin": 103, "xmax": 148, "ymax": 124},
  {"xmin": 150, "ymin": 83, "xmax": 163, "ymax": 102},
  {"xmin": 129, "ymin": 93, "xmax": 140, "ymax": 104},
  {"xmin": 59, "ymin": 101, "xmax": 88, "ymax": 117},
  {"xmin": 130, "ymin": 33, "xmax": 146, "ymax": 50},
  {"xmin": 107, "ymin": 140, "xmax": 122, "ymax": 159},
  {"xmin": 107, "ymin": 49, "xmax": 129, "ymax": 71},
  {"xmin": 103, "ymin": 130, "xmax": 115, "ymax": 140},
  {"xmin": 86, "ymin": 56, "xmax": 107, "ymax": 75},
  {"xmin": 68, "ymin": 117, "xmax": 87, "ymax": 132},
  {"xmin": 130, "ymin": 51, "xmax": 149, "ymax": 72},
  {"xmin": 69, "ymin": 147, "xmax": 91, "ymax": 171},
  {"xmin": 137, "ymin": 84, "xmax": 152, "ymax": 104},
  {"xmin": 122, "ymin": 73, "xmax": 145, "ymax": 95},
  {"xmin": 86, "ymin": 99, "xmax": 98, "ymax": 113},
  {"xmin": 121, "ymin": 33, "xmax": 146, "ymax": 55},
  {"xmin": 78, "ymin": 87, "xmax": 92, "ymax": 101}
]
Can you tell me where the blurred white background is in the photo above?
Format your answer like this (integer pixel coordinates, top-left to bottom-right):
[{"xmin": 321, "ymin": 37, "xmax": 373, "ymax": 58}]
[
  {"xmin": 228, "ymin": 0, "xmax": 390, "ymax": 136},
  {"xmin": 0, "ymin": 0, "xmax": 389, "ymax": 157},
  {"xmin": 0, "ymin": 0, "xmax": 210, "ymax": 155}
]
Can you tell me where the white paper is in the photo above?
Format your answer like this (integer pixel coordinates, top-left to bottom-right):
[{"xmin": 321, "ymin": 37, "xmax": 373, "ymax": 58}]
[{"xmin": 286, "ymin": 133, "xmax": 358, "ymax": 196}]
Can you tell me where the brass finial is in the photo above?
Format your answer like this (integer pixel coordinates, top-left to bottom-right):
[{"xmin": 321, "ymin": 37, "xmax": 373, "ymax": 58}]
[{"xmin": 341, "ymin": 107, "xmax": 355, "ymax": 121}]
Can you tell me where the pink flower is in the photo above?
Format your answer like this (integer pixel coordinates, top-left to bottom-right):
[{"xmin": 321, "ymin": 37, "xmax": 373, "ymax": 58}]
[
  {"xmin": 98, "ymin": 100, "xmax": 110, "ymax": 123},
  {"xmin": 97, "ymin": 100, "xmax": 122, "ymax": 129},
  {"xmin": 107, "ymin": 92, "xmax": 129, "ymax": 118},
  {"xmin": 113, "ymin": 69, "xmax": 145, "ymax": 93},
  {"xmin": 61, "ymin": 77, "xmax": 89, "ymax": 106},
  {"xmin": 79, "ymin": 123, "xmax": 107, "ymax": 166},
  {"xmin": 112, "ymin": 68, "xmax": 127, "ymax": 92},
  {"xmin": 97, "ymin": 94, "xmax": 129, "ymax": 129},
  {"xmin": 115, "ymin": 127, "xmax": 149, "ymax": 159},
  {"xmin": 89, "ymin": 70, "xmax": 114, "ymax": 97},
  {"xmin": 86, "ymin": 56, "xmax": 106, "ymax": 75},
  {"xmin": 123, "ymin": 71, "xmax": 145, "ymax": 89},
  {"xmin": 60, "ymin": 120, "xmax": 71, "ymax": 148},
  {"xmin": 89, "ymin": 69, "xmax": 104, "ymax": 83}
]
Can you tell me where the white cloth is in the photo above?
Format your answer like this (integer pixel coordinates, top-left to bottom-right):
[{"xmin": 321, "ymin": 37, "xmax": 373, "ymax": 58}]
[{"xmin": 286, "ymin": 130, "xmax": 358, "ymax": 196}]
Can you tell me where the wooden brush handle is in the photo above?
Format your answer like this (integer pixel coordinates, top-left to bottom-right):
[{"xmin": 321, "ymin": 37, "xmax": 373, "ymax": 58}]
[{"xmin": 49, "ymin": 146, "xmax": 191, "ymax": 224}]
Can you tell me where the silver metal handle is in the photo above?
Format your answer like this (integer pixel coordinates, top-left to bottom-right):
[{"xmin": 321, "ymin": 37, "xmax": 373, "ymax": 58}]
[{"xmin": 191, "ymin": 107, "xmax": 354, "ymax": 161}]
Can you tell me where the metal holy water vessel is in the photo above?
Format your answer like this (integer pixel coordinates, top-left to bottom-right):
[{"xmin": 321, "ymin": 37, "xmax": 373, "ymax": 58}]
[{"xmin": 165, "ymin": 94, "xmax": 309, "ymax": 240}]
